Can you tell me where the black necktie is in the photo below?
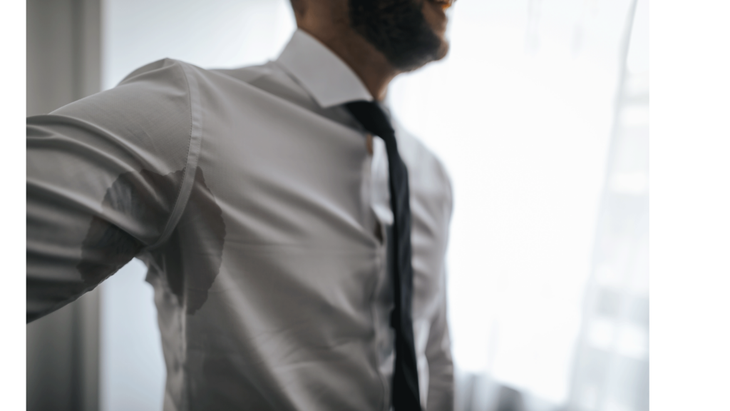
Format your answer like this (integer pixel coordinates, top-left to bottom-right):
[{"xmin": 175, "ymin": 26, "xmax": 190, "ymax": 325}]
[{"xmin": 345, "ymin": 101, "xmax": 421, "ymax": 411}]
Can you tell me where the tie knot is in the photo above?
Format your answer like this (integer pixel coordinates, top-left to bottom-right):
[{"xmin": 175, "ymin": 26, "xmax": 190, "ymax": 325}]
[{"xmin": 344, "ymin": 100, "xmax": 395, "ymax": 139}]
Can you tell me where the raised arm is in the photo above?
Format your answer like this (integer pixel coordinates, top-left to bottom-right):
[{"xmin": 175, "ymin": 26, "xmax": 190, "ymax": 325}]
[{"xmin": 27, "ymin": 59, "xmax": 195, "ymax": 322}]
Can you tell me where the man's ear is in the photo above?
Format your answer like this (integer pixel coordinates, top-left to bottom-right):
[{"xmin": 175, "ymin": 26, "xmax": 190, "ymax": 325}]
[{"xmin": 290, "ymin": 0, "xmax": 307, "ymax": 23}]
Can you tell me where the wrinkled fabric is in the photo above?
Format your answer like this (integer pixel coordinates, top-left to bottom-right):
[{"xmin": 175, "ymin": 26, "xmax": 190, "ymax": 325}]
[{"xmin": 27, "ymin": 29, "xmax": 454, "ymax": 411}]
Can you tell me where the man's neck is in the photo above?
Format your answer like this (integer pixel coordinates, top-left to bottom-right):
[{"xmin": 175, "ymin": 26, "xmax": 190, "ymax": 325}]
[{"xmin": 297, "ymin": 27, "xmax": 399, "ymax": 102}]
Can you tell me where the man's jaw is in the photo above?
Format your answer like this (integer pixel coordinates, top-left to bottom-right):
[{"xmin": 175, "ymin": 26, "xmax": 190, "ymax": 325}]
[{"xmin": 423, "ymin": 0, "xmax": 449, "ymax": 37}]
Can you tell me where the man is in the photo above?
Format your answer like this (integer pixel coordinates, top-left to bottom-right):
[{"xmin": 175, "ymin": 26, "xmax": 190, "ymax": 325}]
[{"xmin": 27, "ymin": 0, "xmax": 455, "ymax": 409}]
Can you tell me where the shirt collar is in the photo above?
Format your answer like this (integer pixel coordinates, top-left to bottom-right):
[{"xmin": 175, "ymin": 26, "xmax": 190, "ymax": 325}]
[{"xmin": 276, "ymin": 29, "xmax": 374, "ymax": 108}]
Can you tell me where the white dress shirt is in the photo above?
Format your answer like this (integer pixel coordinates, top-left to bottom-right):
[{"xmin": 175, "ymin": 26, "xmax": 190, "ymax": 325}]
[{"xmin": 27, "ymin": 29, "xmax": 454, "ymax": 410}]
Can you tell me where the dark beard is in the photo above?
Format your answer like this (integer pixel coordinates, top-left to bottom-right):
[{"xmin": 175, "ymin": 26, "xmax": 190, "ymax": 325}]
[{"xmin": 349, "ymin": 0, "xmax": 447, "ymax": 72}]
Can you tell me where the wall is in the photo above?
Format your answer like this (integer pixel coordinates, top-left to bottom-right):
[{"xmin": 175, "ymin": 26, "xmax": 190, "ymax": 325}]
[{"xmin": 26, "ymin": 1, "xmax": 102, "ymax": 410}]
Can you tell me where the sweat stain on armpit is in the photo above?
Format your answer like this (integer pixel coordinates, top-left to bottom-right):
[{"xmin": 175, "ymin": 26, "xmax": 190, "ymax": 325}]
[
  {"xmin": 78, "ymin": 167, "xmax": 226, "ymax": 315},
  {"xmin": 147, "ymin": 166, "xmax": 226, "ymax": 315},
  {"xmin": 77, "ymin": 169, "xmax": 183, "ymax": 285}
]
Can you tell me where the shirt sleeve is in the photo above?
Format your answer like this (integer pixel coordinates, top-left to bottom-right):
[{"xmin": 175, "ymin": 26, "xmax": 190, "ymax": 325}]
[
  {"xmin": 424, "ymin": 266, "xmax": 455, "ymax": 411},
  {"xmin": 27, "ymin": 58, "xmax": 196, "ymax": 322},
  {"xmin": 425, "ymin": 167, "xmax": 455, "ymax": 411}
]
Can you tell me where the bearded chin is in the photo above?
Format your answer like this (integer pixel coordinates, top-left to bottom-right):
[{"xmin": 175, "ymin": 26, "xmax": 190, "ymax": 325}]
[{"xmin": 349, "ymin": 0, "xmax": 448, "ymax": 72}]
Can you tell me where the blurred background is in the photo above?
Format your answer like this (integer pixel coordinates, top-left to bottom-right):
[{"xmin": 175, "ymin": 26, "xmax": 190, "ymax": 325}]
[{"xmin": 26, "ymin": 0, "xmax": 648, "ymax": 410}]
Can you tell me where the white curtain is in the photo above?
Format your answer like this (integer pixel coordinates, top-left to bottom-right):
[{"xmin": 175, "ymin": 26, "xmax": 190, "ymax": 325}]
[
  {"xmin": 565, "ymin": 0, "xmax": 649, "ymax": 409},
  {"xmin": 100, "ymin": 1, "xmax": 648, "ymax": 410},
  {"xmin": 389, "ymin": 0, "xmax": 647, "ymax": 409}
]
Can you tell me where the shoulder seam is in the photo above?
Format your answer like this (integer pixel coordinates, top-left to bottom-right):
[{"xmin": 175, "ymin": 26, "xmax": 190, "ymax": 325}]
[{"xmin": 143, "ymin": 61, "xmax": 204, "ymax": 250}]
